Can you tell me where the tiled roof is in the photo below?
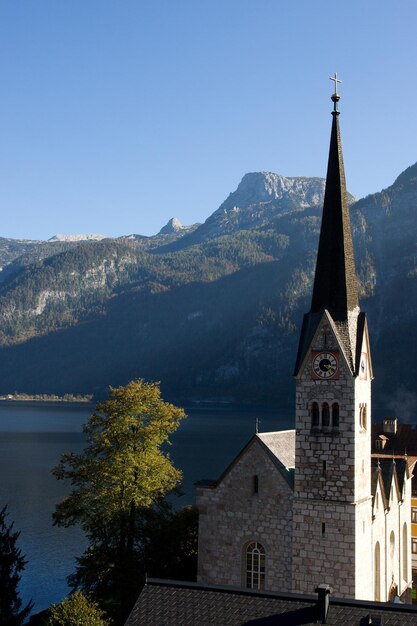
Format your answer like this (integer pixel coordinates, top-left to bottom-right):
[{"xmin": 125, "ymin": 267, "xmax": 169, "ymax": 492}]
[
  {"xmin": 196, "ymin": 431, "xmax": 296, "ymax": 491},
  {"xmin": 370, "ymin": 456, "xmax": 415, "ymax": 502},
  {"xmin": 256, "ymin": 430, "xmax": 295, "ymax": 469},
  {"xmin": 125, "ymin": 579, "xmax": 417, "ymax": 626}
]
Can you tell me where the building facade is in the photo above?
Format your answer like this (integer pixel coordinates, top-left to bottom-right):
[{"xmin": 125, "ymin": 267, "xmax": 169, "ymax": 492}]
[{"xmin": 197, "ymin": 82, "xmax": 413, "ymax": 602}]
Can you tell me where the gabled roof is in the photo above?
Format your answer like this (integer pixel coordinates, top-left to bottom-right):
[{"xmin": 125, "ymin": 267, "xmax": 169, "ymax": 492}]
[
  {"xmin": 196, "ymin": 430, "xmax": 296, "ymax": 490},
  {"xmin": 294, "ymin": 308, "xmax": 365, "ymax": 377},
  {"xmin": 371, "ymin": 462, "xmax": 388, "ymax": 510},
  {"xmin": 257, "ymin": 431, "xmax": 295, "ymax": 469},
  {"xmin": 125, "ymin": 578, "xmax": 417, "ymax": 626},
  {"xmin": 371, "ymin": 456, "xmax": 414, "ymax": 505}
]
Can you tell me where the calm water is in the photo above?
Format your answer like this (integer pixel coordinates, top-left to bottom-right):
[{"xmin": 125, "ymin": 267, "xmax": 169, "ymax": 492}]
[{"xmin": 0, "ymin": 402, "xmax": 293, "ymax": 612}]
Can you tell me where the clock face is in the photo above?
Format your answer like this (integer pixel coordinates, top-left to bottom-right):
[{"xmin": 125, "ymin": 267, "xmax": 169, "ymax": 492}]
[
  {"xmin": 359, "ymin": 353, "xmax": 367, "ymax": 379},
  {"xmin": 312, "ymin": 352, "xmax": 339, "ymax": 379}
]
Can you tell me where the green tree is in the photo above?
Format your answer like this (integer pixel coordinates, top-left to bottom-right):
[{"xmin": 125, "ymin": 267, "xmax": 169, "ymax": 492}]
[
  {"xmin": 0, "ymin": 505, "xmax": 34, "ymax": 626},
  {"xmin": 144, "ymin": 504, "xmax": 198, "ymax": 582},
  {"xmin": 46, "ymin": 591, "xmax": 108, "ymax": 626},
  {"xmin": 52, "ymin": 379, "xmax": 185, "ymax": 622}
]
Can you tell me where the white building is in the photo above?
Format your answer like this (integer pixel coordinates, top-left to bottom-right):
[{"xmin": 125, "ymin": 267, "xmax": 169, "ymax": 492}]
[{"xmin": 196, "ymin": 83, "xmax": 413, "ymax": 603}]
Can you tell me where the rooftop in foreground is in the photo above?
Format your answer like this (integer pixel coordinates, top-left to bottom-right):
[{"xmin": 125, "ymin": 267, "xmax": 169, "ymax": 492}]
[{"xmin": 125, "ymin": 578, "xmax": 417, "ymax": 626}]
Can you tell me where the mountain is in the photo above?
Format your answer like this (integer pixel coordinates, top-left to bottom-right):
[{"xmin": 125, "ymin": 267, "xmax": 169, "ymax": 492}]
[
  {"xmin": 158, "ymin": 217, "xmax": 200, "ymax": 236},
  {"xmin": 0, "ymin": 237, "xmax": 41, "ymax": 271},
  {"xmin": 0, "ymin": 165, "xmax": 415, "ymax": 417},
  {"xmin": 48, "ymin": 234, "xmax": 106, "ymax": 242},
  {"xmin": 157, "ymin": 172, "xmax": 355, "ymax": 252}
]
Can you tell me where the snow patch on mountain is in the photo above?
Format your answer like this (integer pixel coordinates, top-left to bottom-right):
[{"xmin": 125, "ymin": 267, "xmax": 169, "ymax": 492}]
[{"xmin": 48, "ymin": 234, "xmax": 107, "ymax": 243}]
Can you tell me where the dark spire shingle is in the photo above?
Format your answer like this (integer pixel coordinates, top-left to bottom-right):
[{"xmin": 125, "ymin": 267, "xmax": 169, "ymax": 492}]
[
  {"xmin": 310, "ymin": 109, "xmax": 359, "ymax": 319},
  {"xmin": 294, "ymin": 87, "xmax": 362, "ymax": 376}
]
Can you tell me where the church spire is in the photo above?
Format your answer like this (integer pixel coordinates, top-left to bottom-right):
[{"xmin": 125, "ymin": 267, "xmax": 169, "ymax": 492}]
[{"xmin": 310, "ymin": 74, "xmax": 359, "ymax": 320}]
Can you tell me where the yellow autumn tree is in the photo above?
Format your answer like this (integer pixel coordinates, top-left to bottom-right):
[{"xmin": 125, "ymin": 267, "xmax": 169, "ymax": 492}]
[{"xmin": 52, "ymin": 380, "xmax": 185, "ymax": 622}]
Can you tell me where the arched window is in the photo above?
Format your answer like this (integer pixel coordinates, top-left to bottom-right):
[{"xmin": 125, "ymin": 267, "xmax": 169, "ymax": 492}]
[
  {"xmin": 359, "ymin": 403, "xmax": 367, "ymax": 431},
  {"xmin": 311, "ymin": 402, "xmax": 319, "ymax": 429},
  {"xmin": 245, "ymin": 541, "xmax": 265, "ymax": 590},
  {"xmin": 374, "ymin": 542, "xmax": 381, "ymax": 601},
  {"xmin": 332, "ymin": 403, "xmax": 339, "ymax": 429},
  {"xmin": 390, "ymin": 531, "xmax": 395, "ymax": 573},
  {"xmin": 322, "ymin": 403, "xmax": 330, "ymax": 428},
  {"xmin": 403, "ymin": 523, "xmax": 408, "ymax": 581}
]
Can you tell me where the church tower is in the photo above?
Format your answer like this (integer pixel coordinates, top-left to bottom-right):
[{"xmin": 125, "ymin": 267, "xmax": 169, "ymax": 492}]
[{"xmin": 292, "ymin": 76, "xmax": 374, "ymax": 600}]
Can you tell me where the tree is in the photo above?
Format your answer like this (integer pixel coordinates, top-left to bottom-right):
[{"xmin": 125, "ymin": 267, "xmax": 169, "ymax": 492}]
[
  {"xmin": 46, "ymin": 590, "xmax": 108, "ymax": 626},
  {"xmin": 144, "ymin": 504, "xmax": 198, "ymax": 582},
  {"xmin": 52, "ymin": 379, "xmax": 185, "ymax": 622},
  {"xmin": 0, "ymin": 505, "xmax": 34, "ymax": 625}
]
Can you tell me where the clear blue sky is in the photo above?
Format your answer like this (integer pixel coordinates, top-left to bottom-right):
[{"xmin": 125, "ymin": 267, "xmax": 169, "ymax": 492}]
[{"xmin": 0, "ymin": 1, "xmax": 416, "ymax": 240}]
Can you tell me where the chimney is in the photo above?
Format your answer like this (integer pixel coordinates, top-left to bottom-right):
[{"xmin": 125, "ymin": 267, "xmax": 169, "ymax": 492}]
[
  {"xmin": 383, "ymin": 418, "xmax": 398, "ymax": 435},
  {"xmin": 361, "ymin": 613, "xmax": 383, "ymax": 625},
  {"xmin": 315, "ymin": 584, "xmax": 332, "ymax": 623}
]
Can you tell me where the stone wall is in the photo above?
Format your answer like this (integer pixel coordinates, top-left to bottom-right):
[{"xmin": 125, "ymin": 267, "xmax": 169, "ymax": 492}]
[
  {"xmin": 292, "ymin": 314, "xmax": 373, "ymax": 598},
  {"xmin": 197, "ymin": 437, "xmax": 293, "ymax": 591}
]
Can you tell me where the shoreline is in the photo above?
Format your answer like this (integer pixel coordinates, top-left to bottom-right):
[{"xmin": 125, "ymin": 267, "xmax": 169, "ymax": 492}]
[{"xmin": 0, "ymin": 398, "xmax": 94, "ymax": 409}]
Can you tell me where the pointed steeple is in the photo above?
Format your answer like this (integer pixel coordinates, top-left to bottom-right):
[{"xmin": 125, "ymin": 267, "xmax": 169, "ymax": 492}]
[
  {"xmin": 294, "ymin": 77, "xmax": 362, "ymax": 376},
  {"xmin": 310, "ymin": 76, "xmax": 358, "ymax": 320}
]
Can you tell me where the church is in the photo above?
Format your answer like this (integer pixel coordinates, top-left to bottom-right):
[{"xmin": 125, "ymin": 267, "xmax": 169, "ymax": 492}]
[{"xmin": 196, "ymin": 79, "xmax": 414, "ymax": 604}]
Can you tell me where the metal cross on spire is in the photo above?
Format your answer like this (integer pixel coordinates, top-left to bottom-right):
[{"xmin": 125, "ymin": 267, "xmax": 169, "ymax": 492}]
[
  {"xmin": 330, "ymin": 72, "xmax": 342, "ymax": 95},
  {"xmin": 329, "ymin": 72, "xmax": 342, "ymax": 112}
]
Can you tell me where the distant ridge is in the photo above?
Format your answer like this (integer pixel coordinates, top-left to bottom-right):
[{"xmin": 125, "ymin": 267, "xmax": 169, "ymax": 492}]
[
  {"xmin": 48, "ymin": 234, "xmax": 106, "ymax": 242},
  {"xmin": 0, "ymin": 164, "xmax": 415, "ymax": 413}
]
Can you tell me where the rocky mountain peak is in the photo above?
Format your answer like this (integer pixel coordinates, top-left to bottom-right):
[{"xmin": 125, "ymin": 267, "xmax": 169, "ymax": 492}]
[
  {"xmin": 158, "ymin": 217, "xmax": 185, "ymax": 235},
  {"xmin": 229, "ymin": 171, "xmax": 326, "ymax": 209},
  {"xmin": 186, "ymin": 172, "xmax": 335, "ymax": 244}
]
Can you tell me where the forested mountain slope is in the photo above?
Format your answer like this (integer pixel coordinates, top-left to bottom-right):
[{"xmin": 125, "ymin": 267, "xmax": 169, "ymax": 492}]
[{"xmin": 0, "ymin": 165, "xmax": 415, "ymax": 417}]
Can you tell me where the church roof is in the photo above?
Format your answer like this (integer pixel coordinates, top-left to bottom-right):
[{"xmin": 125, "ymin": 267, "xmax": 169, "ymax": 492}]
[
  {"xmin": 294, "ymin": 309, "xmax": 368, "ymax": 377},
  {"xmin": 310, "ymin": 103, "xmax": 358, "ymax": 319},
  {"xmin": 370, "ymin": 455, "xmax": 415, "ymax": 504},
  {"xmin": 125, "ymin": 578, "xmax": 417, "ymax": 626},
  {"xmin": 257, "ymin": 430, "xmax": 295, "ymax": 469},
  {"xmin": 294, "ymin": 91, "xmax": 362, "ymax": 377},
  {"xmin": 195, "ymin": 430, "xmax": 296, "ymax": 490}
]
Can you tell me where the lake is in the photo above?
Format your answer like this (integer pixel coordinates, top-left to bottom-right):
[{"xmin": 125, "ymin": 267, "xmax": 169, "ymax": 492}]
[{"xmin": 0, "ymin": 401, "xmax": 293, "ymax": 613}]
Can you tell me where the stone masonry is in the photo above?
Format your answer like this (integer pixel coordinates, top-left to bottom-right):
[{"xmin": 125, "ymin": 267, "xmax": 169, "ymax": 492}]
[{"xmin": 197, "ymin": 434, "xmax": 294, "ymax": 591}]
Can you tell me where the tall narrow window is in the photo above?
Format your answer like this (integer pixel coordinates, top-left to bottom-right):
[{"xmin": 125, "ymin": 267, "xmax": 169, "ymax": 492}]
[
  {"xmin": 311, "ymin": 402, "xmax": 320, "ymax": 429},
  {"xmin": 359, "ymin": 403, "xmax": 367, "ymax": 431},
  {"xmin": 374, "ymin": 542, "xmax": 381, "ymax": 601},
  {"xmin": 245, "ymin": 542, "xmax": 265, "ymax": 590},
  {"xmin": 253, "ymin": 475, "xmax": 259, "ymax": 494},
  {"xmin": 322, "ymin": 403, "xmax": 330, "ymax": 428},
  {"xmin": 332, "ymin": 403, "xmax": 339, "ymax": 429},
  {"xmin": 403, "ymin": 523, "xmax": 408, "ymax": 581}
]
